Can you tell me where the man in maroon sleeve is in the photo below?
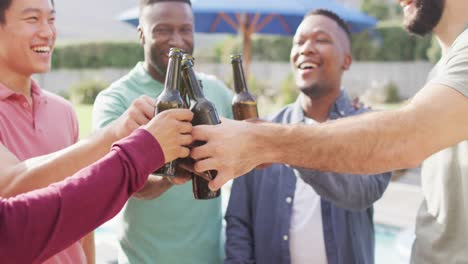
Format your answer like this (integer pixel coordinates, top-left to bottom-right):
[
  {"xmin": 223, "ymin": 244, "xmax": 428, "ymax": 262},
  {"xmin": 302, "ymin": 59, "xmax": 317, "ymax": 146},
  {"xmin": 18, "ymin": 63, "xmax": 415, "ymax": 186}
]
[{"xmin": 0, "ymin": 108, "xmax": 193, "ymax": 263}]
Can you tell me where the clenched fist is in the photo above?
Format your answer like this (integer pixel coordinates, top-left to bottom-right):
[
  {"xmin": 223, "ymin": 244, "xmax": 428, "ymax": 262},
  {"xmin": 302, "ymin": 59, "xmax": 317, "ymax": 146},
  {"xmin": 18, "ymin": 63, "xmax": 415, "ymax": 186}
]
[{"xmin": 144, "ymin": 109, "xmax": 193, "ymax": 163}]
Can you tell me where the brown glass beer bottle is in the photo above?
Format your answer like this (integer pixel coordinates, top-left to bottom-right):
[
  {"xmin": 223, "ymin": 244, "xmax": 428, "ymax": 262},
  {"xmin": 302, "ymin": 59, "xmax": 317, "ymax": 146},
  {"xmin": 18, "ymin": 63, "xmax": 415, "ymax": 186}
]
[
  {"xmin": 181, "ymin": 54, "xmax": 220, "ymax": 199},
  {"xmin": 230, "ymin": 54, "xmax": 259, "ymax": 120},
  {"xmin": 154, "ymin": 47, "xmax": 186, "ymax": 177}
]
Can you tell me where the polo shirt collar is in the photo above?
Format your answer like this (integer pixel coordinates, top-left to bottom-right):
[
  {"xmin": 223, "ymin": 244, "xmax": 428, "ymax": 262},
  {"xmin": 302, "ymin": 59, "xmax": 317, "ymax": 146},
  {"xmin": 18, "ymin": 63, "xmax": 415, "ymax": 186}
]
[{"xmin": 0, "ymin": 79, "xmax": 44, "ymax": 101}]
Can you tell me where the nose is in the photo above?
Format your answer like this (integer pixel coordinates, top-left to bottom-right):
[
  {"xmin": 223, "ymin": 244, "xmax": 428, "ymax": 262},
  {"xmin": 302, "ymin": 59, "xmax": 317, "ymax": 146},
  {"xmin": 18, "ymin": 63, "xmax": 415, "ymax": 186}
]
[
  {"xmin": 168, "ymin": 32, "xmax": 185, "ymax": 50},
  {"xmin": 38, "ymin": 21, "xmax": 55, "ymax": 40},
  {"xmin": 299, "ymin": 40, "xmax": 316, "ymax": 56}
]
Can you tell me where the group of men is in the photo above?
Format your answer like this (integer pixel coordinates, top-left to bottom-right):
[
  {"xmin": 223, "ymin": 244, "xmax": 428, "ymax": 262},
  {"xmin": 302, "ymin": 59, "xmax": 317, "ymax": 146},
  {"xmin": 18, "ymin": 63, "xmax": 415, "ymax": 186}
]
[{"xmin": 0, "ymin": 0, "xmax": 466, "ymax": 264}]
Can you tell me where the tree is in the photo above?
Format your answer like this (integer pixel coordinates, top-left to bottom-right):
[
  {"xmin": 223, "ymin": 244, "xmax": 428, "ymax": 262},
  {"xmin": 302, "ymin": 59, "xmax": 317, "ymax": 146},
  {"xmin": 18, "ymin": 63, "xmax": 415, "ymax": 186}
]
[{"xmin": 361, "ymin": 0, "xmax": 391, "ymax": 20}]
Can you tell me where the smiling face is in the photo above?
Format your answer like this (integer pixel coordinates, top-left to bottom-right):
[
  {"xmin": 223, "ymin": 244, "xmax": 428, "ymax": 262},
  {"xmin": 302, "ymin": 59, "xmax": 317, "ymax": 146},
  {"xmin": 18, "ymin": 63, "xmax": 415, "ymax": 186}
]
[
  {"xmin": 290, "ymin": 14, "xmax": 351, "ymax": 99},
  {"xmin": 399, "ymin": 0, "xmax": 444, "ymax": 36},
  {"xmin": 0, "ymin": 0, "xmax": 56, "ymax": 77},
  {"xmin": 138, "ymin": 1, "xmax": 194, "ymax": 82}
]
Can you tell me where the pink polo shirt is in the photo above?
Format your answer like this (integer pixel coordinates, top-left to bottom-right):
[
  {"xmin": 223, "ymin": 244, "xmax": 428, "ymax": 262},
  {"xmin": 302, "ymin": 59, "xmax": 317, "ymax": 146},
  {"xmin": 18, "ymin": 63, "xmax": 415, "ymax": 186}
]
[{"xmin": 0, "ymin": 80, "xmax": 86, "ymax": 263}]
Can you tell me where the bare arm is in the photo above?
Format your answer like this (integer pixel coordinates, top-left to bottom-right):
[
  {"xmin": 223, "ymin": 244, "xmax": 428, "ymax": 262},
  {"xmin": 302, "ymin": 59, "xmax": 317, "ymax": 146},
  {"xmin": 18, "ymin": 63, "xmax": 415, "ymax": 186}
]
[
  {"xmin": 192, "ymin": 83, "xmax": 468, "ymax": 190},
  {"xmin": 82, "ymin": 233, "xmax": 95, "ymax": 264},
  {"xmin": 0, "ymin": 96, "xmax": 155, "ymax": 197}
]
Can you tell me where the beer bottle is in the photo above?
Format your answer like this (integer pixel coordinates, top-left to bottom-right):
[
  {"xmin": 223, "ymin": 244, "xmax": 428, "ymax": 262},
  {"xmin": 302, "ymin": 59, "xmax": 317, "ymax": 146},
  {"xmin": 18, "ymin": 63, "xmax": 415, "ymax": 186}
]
[
  {"xmin": 181, "ymin": 54, "xmax": 221, "ymax": 199},
  {"xmin": 230, "ymin": 54, "xmax": 259, "ymax": 120},
  {"xmin": 154, "ymin": 47, "xmax": 186, "ymax": 177}
]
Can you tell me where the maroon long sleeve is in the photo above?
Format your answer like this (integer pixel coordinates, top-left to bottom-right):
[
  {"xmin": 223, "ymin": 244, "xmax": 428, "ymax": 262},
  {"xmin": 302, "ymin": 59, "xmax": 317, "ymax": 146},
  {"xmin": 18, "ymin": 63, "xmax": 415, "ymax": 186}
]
[{"xmin": 0, "ymin": 129, "xmax": 165, "ymax": 263}]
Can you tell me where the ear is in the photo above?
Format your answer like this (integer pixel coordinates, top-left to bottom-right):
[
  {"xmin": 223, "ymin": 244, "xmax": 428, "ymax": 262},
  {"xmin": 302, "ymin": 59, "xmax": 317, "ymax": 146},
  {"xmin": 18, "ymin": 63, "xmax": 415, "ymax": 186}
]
[
  {"xmin": 342, "ymin": 54, "xmax": 352, "ymax": 71},
  {"xmin": 137, "ymin": 25, "xmax": 145, "ymax": 46}
]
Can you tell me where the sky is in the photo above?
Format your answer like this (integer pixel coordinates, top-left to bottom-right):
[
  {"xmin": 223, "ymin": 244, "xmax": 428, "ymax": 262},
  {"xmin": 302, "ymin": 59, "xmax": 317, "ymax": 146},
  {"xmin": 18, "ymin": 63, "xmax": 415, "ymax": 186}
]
[{"xmin": 54, "ymin": 0, "xmax": 138, "ymax": 44}]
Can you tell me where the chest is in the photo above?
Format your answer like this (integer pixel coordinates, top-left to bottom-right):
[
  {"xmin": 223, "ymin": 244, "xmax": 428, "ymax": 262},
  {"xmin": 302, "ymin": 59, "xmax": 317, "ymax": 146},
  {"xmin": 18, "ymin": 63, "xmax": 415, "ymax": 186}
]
[{"xmin": 0, "ymin": 100, "xmax": 76, "ymax": 160}]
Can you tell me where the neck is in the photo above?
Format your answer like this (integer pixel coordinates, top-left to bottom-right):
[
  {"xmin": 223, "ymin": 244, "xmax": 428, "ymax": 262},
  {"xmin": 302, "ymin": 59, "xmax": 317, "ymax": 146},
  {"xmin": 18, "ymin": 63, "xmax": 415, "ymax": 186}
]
[
  {"xmin": 433, "ymin": 2, "xmax": 468, "ymax": 53},
  {"xmin": 0, "ymin": 69, "xmax": 32, "ymax": 100},
  {"xmin": 299, "ymin": 88, "xmax": 341, "ymax": 123},
  {"xmin": 144, "ymin": 61, "xmax": 165, "ymax": 84}
]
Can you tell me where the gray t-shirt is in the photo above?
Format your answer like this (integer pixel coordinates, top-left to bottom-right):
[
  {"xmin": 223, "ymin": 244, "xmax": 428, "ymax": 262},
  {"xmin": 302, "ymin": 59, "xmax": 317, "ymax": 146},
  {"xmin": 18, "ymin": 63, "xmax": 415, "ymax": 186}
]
[{"xmin": 411, "ymin": 29, "xmax": 468, "ymax": 263}]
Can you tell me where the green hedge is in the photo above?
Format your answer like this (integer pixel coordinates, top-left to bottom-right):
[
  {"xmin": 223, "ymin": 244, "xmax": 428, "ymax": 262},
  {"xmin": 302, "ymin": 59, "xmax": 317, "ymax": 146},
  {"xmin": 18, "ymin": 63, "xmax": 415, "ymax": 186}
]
[
  {"xmin": 70, "ymin": 79, "xmax": 109, "ymax": 105},
  {"xmin": 51, "ymin": 29, "xmax": 437, "ymax": 70},
  {"xmin": 52, "ymin": 42, "xmax": 143, "ymax": 69}
]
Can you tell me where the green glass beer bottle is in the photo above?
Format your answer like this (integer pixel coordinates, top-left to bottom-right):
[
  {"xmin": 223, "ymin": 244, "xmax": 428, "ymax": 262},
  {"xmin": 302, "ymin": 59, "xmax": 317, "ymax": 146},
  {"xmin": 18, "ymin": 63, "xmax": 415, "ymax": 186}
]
[
  {"xmin": 181, "ymin": 54, "xmax": 220, "ymax": 199},
  {"xmin": 154, "ymin": 47, "xmax": 186, "ymax": 177},
  {"xmin": 230, "ymin": 54, "xmax": 259, "ymax": 120}
]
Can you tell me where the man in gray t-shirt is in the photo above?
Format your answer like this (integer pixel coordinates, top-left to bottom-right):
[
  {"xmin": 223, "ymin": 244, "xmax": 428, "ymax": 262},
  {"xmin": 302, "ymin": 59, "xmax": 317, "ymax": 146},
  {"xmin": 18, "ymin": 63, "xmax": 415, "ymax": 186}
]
[
  {"xmin": 189, "ymin": 1, "xmax": 468, "ymax": 263},
  {"xmin": 411, "ymin": 27, "xmax": 468, "ymax": 263}
]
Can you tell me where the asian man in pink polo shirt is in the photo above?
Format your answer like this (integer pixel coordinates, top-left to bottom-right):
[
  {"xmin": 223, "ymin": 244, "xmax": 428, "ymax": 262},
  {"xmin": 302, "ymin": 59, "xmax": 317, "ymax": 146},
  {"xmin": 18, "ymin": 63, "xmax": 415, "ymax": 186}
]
[
  {"xmin": 0, "ymin": 0, "xmax": 95, "ymax": 262},
  {"xmin": 0, "ymin": 0, "xmax": 176, "ymax": 263}
]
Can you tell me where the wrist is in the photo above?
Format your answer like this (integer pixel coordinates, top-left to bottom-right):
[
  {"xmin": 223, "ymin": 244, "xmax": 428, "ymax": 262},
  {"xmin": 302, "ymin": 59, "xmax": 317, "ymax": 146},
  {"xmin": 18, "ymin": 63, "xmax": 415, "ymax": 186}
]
[{"xmin": 251, "ymin": 122, "xmax": 282, "ymax": 165}]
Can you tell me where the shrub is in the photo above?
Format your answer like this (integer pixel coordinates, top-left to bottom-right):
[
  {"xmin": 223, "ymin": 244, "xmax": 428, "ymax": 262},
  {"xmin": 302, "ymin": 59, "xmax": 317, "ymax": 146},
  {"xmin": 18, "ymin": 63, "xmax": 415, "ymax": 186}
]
[
  {"xmin": 384, "ymin": 81, "xmax": 400, "ymax": 103},
  {"xmin": 52, "ymin": 42, "xmax": 143, "ymax": 69},
  {"xmin": 70, "ymin": 79, "xmax": 108, "ymax": 105},
  {"xmin": 279, "ymin": 73, "xmax": 298, "ymax": 105}
]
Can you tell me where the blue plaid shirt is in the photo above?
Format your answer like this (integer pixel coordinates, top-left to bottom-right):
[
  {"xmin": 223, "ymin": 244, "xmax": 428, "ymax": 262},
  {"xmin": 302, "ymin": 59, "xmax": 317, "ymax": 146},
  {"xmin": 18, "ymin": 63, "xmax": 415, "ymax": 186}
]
[{"xmin": 225, "ymin": 91, "xmax": 392, "ymax": 264}]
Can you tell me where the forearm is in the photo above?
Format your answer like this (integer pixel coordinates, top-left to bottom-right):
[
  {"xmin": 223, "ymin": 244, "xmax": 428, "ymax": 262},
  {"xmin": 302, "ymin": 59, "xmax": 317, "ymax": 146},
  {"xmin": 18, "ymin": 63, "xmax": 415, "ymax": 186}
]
[
  {"xmin": 132, "ymin": 174, "xmax": 173, "ymax": 200},
  {"xmin": 82, "ymin": 232, "xmax": 95, "ymax": 264},
  {"xmin": 262, "ymin": 84, "xmax": 468, "ymax": 174},
  {"xmin": 0, "ymin": 129, "xmax": 164, "ymax": 263},
  {"xmin": 260, "ymin": 108, "xmax": 427, "ymax": 174},
  {"xmin": 0, "ymin": 125, "xmax": 119, "ymax": 197}
]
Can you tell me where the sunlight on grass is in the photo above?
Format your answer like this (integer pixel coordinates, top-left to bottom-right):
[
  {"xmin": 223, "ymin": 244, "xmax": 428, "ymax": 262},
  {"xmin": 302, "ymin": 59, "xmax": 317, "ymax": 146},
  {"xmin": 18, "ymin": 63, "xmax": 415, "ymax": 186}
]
[{"xmin": 74, "ymin": 104, "xmax": 93, "ymax": 139}]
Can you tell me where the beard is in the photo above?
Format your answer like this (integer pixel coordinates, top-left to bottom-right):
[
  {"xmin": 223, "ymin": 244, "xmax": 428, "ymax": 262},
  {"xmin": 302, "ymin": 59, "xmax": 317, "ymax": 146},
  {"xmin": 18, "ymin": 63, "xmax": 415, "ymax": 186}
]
[
  {"xmin": 299, "ymin": 83, "xmax": 330, "ymax": 99},
  {"xmin": 404, "ymin": 0, "xmax": 445, "ymax": 36}
]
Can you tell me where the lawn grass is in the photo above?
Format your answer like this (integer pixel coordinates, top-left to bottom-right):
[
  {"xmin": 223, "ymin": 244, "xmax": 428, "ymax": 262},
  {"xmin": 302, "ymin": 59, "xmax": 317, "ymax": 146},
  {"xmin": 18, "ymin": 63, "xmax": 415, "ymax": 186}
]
[{"xmin": 74, "ymin": 104, "xmax": 93, "ymax": 139}]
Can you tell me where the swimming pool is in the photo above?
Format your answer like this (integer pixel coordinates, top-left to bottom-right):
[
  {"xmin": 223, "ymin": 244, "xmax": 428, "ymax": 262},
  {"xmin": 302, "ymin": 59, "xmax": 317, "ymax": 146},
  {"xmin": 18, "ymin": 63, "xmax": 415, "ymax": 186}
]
[
  {"xmin": 375, "ymin": 224, "xmax": 414, "ymax": 264},
  {"xmin": 96, "ymin": 220, "xmax": 414, "ymax": 263}
]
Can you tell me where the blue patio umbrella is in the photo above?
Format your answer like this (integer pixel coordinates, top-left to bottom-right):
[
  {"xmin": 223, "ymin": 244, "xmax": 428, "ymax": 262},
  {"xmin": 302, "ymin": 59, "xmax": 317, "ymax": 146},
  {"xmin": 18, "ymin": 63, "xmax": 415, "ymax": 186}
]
[{"xmin": 118, "ymin": 0, "xmax": 376, "ymax": 73}]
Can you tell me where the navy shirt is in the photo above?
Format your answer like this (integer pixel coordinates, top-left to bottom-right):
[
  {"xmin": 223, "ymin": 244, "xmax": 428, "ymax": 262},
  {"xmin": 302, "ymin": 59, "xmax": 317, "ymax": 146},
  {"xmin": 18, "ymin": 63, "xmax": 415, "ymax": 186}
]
[{"xmin": 225, "ymin": 91, "xmax": 392, "ymax": 264}]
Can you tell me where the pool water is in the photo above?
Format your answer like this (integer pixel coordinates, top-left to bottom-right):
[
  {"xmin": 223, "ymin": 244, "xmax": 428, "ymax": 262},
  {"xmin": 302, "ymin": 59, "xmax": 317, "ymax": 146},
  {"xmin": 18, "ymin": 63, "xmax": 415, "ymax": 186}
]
[
  {"xmin": 96, "ymin": 221, "xmax": 414, "ymax": 263},
  {"xmin": 375, "ymin": 224, "xmax": 414, "ymax": 264}
]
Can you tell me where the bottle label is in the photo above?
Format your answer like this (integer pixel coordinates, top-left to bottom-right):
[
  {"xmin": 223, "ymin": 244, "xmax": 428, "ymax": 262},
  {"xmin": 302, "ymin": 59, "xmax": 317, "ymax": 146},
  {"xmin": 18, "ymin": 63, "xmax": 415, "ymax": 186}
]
[{"xmin": 232, "ymin": 103, "xmax": 259, "ymax": 120}]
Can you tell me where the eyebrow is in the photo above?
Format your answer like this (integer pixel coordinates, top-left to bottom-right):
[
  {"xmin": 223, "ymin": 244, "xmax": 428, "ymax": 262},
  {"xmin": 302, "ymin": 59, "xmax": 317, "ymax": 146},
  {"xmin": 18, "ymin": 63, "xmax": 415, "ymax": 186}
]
[
  {"xmin": 21, "ymin": 8, "xmax": 56, "ymax": 15},
  {"xmin": 295, "ymin": 29, "xmax": 331, "ymax": 39},
  {"xmin": 312, "ymin": 29, "xmax": 331, "ymax": 36}
]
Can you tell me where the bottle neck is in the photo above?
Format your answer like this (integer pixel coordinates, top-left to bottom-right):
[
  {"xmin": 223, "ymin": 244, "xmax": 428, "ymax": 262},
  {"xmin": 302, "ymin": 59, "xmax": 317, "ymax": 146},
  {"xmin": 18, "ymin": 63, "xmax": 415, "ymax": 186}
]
[
  {"xmin": 164, "ymin": 55, "xmax": 181, "ymax": 92},
  {"xmin": 232, "ymin": 61, "xmax": 249, "ymax": 94},
  {"xmin": 183, "ymin": 65, "xmax": 205, "ymax": 100}
]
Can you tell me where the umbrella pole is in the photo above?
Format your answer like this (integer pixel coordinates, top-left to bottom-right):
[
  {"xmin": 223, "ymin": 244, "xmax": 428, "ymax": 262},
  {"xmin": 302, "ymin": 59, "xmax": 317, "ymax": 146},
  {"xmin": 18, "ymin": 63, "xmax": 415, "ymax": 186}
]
[{"xmin": 243, "ymin": 30, "xmax": 251, "ymax": 80}]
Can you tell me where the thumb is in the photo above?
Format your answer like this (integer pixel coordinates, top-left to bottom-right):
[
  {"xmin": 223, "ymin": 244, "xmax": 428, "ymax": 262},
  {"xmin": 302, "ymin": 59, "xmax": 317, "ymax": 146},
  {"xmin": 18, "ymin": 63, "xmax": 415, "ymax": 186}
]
[{"xmin": 208, "ymin": 173, "xmax": 228, "ymax": 192}]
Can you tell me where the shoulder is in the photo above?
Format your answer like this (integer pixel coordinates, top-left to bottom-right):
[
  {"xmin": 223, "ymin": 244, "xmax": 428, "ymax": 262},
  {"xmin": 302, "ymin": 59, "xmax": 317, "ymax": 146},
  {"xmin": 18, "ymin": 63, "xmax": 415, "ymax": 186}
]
[
  {"xmin": 101, "ymin": 75, "xmax": 132, "ymax": 97},
  {"xmin": 451, "ymin": 29, "xmax": 468, "ymax": 52},
  {"xmin": 267, "ymin": 104, "xmax": 295, "ymax": 123},
  {"xmin": 95, "ymin": 75, "xmax": 134, "ymax": 106}
]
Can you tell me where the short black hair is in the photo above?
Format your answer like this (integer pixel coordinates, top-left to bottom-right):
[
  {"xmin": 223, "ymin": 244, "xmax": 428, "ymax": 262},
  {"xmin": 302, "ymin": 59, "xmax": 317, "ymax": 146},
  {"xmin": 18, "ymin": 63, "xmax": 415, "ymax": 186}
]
[
  {"xmin": 305, "ymin": 9, "xmax": 351, "ymax": 43},
  {"xmin": 139, "ymin": 0, "xmax": 191, "ymax": 11},
  {"xmin": 0, "ymin": 0, "xmax": 55, "ymax": 25}
]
